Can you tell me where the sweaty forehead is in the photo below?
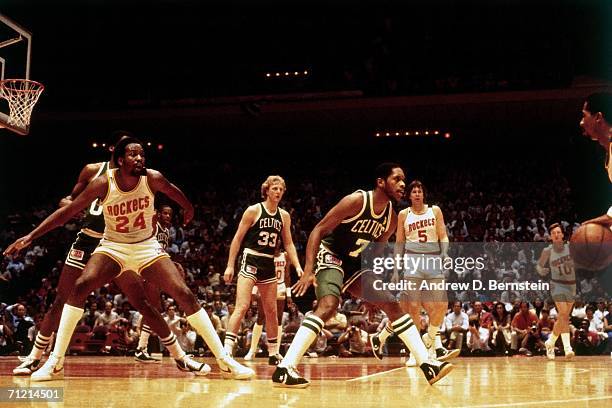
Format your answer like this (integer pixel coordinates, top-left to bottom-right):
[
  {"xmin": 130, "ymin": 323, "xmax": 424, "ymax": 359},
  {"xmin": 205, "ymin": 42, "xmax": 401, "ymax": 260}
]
[
  {"xmin": 125, "ymin": 143, "xmax": 143, "ymax": 153},
  {"xmin": 390, "ymin": 167, "xmax": 405, "ymax": 178}
]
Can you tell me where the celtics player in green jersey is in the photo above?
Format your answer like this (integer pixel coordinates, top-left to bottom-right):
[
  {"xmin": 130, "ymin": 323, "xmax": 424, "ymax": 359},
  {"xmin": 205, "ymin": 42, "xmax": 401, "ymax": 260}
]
[
  {"xmin": 272, "ymin": 163, "xmax": 453, "ymax": 388},
  {"xmin": 223, "ymin": 175, "xmax": 304, "ymax": 365}
]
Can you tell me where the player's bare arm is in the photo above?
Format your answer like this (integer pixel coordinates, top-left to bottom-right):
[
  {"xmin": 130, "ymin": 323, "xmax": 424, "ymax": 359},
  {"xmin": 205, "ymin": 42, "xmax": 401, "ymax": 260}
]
[
  {"xmin": 4, "ymin": 176, "xmax": 108, "ymax": 255},
  {"xmin": 146, "ymin": 169, "xmax": 194, "ymax": 226},
  {"xmin": 280, "ymin": 209, "xmax": 304, "ymax": 277},
  {"xmin": 59, "ymin": 162, "xmax": 104, "ymax": 207},
  {"xmin": 582, "ymin": 213, "xmax": 612, "ymax": 227},
  {"xmin": 433, "ymin": 205, "xmax": 449, "ymax": 257},
  {"xmin": 223, "ymin": 204, "xmax": 259, "ymax": 284},
  {"xmin": 536, "ymin": 247, "xmax": 551, "ymax": 276},
  {"xmin": 292, "ymin": 191, "xmax": 364, "ymax": 297}
]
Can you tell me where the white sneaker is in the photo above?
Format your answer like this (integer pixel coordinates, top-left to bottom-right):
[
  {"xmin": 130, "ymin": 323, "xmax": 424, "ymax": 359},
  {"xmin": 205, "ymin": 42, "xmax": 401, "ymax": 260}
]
[
  {"xmin": 175, "ymin": 355, "xmax": 211, "ymax": 376},
  {"xmin": 544, "ymin": 340, "xmax": 555, "ymax": 360},
  {"xmin": 217, "ymin": 355, "xmax": 255, "ymax": 380},
  {"xmin": 30, "ymin": 353, "xmax": 64, "ymax": 382},
  {"xmin": 244, "ymin": 351, "xmax": 255, "ymax": 361},
  {"xmin": 564, "ymin": 349, "xmax": 575, "ymax": 360},
  {"xmin": 405, "ymin": 353, "xmax": 417, "ymax": 367},
  {"xmin": 13, "ymin": 356, "xmax": 42, "ymax": 375}
]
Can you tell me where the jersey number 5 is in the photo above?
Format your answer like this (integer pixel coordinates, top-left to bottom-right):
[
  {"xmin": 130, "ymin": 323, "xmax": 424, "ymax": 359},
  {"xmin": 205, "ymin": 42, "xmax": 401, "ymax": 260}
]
[
  {"xmin": 257, "ymin": 231, "xmax": 278, "ymax": 248},
  {"xmin": 418, "ymin": 230, "xmax": 428, "ymax": 243},
  {"xmin": 115, "ymin": 212, "xmax": 146, "ymax": 233}
]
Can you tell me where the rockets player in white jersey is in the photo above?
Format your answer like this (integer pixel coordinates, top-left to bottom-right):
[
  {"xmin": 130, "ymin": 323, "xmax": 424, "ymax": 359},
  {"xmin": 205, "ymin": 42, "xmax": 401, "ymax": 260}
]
[
  {"xmin": 4, "ymin": 137, "xmax": 254, "ymax": 381},
  {"xmin": 370, "ymin": 180, "xmax": 459, "ymax": 365},
  {"xmin": 536, "ymin": 223, "xmax": 576, "ymax": 360},
  {"xmin": 244, "ymin": 249, "xmax": 291, "ymax": 362}
]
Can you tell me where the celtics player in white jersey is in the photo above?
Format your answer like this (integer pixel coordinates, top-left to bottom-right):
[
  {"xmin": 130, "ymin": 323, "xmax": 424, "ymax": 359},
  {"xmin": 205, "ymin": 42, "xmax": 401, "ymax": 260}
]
[
  {"xmin": 537, "ymin": 223, "xmax": 576, "ymax": 359},
  {"xmin": 272, "ymin": 164, "xmax": 453, "ymax": 388},
  {"xmin": 371, "ymin": 180, "xmax": 459, "ymax": 366},
  {"xmin": 244, "ymin": 248, "xmax": 292, "ymax": 361},
  {"xmin": 5, "ymin": 137, "xmax": 254, "ymax": 381},
  {"xmin": 223, "ymin": 176, "xmax": 303, "ymax": 366}
]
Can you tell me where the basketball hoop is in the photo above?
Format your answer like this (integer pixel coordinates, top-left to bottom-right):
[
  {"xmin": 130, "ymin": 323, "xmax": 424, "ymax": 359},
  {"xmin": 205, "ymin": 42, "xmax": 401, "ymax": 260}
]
[{"xmin": 0, "ymin": 79, "xmax": 44, "ymax": 129}]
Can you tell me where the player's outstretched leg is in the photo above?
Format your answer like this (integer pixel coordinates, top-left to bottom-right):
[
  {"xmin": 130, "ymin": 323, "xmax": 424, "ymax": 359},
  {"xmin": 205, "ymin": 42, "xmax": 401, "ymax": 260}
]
[
  {"xmin": 142, "ymin": 258, "xmax": 254, "ymax": 379},
  {"xmin": 13, "ymin": 265, "xmax": 82, "ymax": 375},
  {"xmin": 32, "ymin": 255, "xmax": 121, "ymax": 382}
]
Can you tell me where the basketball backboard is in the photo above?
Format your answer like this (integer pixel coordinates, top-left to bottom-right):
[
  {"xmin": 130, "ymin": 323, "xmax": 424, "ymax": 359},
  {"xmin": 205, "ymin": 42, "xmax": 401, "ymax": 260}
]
[{"xmin": 0, "ymin": 13, "xmax": 41, "ymax": 136}]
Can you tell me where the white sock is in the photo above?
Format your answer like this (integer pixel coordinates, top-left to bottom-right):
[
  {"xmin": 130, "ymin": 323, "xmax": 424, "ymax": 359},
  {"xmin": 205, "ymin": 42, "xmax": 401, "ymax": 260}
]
[
  {"xmin": 561, "ymin": 332, "xmax": 572, "ymax": 352},
  {"xmin": 137, "ymin": 324, "xmax": 152, "ymax": 351},
  {"xmin": 279, "ymin": 315, "xmax": 323, "ymax": 368},
  {"xmin": 278, "ymin": 325, "xmax": 283, "ymax": 347},
  {"xmin": 248, "ymin": 324, "xmax": 263, "ymax": 355},
  {"xmin": 435, "ymin": 333, "xmax": 444, "ymax": 349},
  {"xmin": 224, "ymin": 332, "xmax": 237, "ymax": 356},
  {"xmin": 547, "ymin": 332, "xmax": 558, "ymax": 346},
  {"xmin": 31, "ymin": 332, "xmax": 52, "ymax": 360},
  {"xmin": 186, "ymin": 308, "xmax": 227, "ymax": 359},
  {"xmin": 378, "ymin": 323, "xmax": 394, "ymax": 345},
  {"xmin": 161, "ymin": 333, "xmax": 185, "ymax": 360},
  {"xmin": 392, "ymin": 314, "xmax": 428, "ymax": 365},
  {"xmin": 267, "ymin": 337, "xmax": 279, "ymax": 356},
  {"xmin": 52, "ymin": 304, "xmax": 84, "ymax": 359}
]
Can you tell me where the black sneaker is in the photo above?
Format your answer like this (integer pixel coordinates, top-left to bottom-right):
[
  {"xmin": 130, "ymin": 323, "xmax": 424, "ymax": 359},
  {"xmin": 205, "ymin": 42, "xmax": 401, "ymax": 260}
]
[
  {"xmin": 420, "ymin": 361, "xmax": 454, "ymax": 385},
  {"xmin": 435, "ymin": 347, "xmax": 460, "ymax": 362},
  {"xmin": 272, "ymin": 366, "xmax": 310, "ymax": 388},
  {"xmin": 134, "ymin": 349, "xmax": 161, "ymax": 363},
  {"xmin": 268, "ymin": 353, "xmax": 283, "ymax": 366},
  {"xmin": 369, "ymin": 334, "xmax": 384, "ymax": 361}
]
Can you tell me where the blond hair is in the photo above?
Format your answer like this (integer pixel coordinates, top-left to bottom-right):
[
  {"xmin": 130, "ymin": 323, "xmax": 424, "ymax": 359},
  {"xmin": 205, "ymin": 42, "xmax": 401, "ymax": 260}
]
[{"xmin": 261, "ymin": 175, "xmax": 286, "ymax": 199}]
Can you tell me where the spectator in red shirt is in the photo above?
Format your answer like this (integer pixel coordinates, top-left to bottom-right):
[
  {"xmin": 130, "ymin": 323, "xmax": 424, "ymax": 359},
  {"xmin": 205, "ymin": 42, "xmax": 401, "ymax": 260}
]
[
  {"xmin": 470, "ymin": 301, "xmax": 492, "ymax": 329},
  {"xmin": 511, "ymin": 301, "xmax": 539, "ymax": 356}
]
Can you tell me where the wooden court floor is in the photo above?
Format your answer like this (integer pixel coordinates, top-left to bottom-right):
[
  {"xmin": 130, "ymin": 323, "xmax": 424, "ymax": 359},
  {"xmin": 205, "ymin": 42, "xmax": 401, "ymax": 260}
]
[{"xmin": 1, "ymin": 355, "xmax": 611, "ymax": 407}]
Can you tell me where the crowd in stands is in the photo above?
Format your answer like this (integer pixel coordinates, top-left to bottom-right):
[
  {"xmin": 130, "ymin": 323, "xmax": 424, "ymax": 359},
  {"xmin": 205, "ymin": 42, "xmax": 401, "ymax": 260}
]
[{"xmin": 1, "ymin": 157, "xmax": 610, "ymax": 358}]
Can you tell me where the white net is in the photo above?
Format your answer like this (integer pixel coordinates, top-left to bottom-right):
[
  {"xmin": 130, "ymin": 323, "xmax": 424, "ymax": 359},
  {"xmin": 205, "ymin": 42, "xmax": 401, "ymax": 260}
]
[{"xmin": 0, "ymin": 79, "xmax": 44, "ymax": 129}]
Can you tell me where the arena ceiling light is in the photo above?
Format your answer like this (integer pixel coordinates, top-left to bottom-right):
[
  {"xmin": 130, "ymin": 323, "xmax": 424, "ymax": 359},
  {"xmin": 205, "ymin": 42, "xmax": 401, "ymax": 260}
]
[{"xmin": 374, "ymin": 129, "xmax": 447, "ymax": 138}]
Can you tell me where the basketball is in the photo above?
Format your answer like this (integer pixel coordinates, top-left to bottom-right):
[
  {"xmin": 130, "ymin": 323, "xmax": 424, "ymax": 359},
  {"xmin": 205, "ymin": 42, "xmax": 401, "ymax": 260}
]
[{"xmin": 569, "ymin": 223, "xmax": 612, "ymax": 270}]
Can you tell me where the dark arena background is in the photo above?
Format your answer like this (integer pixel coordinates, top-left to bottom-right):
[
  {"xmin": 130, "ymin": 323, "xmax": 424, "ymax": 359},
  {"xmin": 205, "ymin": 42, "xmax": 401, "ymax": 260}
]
[{"xmin": 0, "ymin": 0, "xmax": 611, "ymax": 406}]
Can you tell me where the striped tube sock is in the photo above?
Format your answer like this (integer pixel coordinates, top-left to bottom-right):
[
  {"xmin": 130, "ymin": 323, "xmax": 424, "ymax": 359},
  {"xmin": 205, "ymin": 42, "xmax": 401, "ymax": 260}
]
[
  {"xmin": 248, "ymin": 324, "xmax": 264, "ymax": 355},
  {"xmin": 137, "ymin": 324, "xmax": 152, "ymax": 351},
  {"xmin": 392, "ymin": 314, "xmax": 428, "ymax": 365},
  {"xmin": 267, "ymin": 337, "xmax": 279, "ymax": 356},
  {"xmin": 278, "ymin": 315, "xmax": 323, "ymax": 369},
  {"xmin": 186, "ymin": 309, "xmax": 226, "ymax": 359},
  {"xmin": 30, "ymin": 332, "xmax": 53, "ymax": 360},
  {"xmin": 377, "ymin": 322, "xmax": 394, "ymax": 345},
  {"xmin": 161, "ymin": 333, "xmax": 185, "ymax": 360},
  {"xmin": 224, "ymin": 332, "xmax": 238, "ymax": 356}
]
